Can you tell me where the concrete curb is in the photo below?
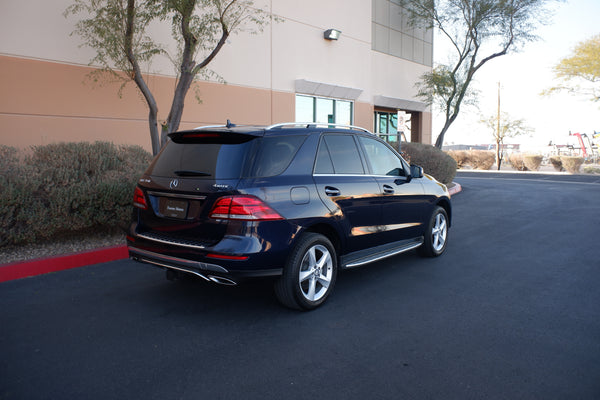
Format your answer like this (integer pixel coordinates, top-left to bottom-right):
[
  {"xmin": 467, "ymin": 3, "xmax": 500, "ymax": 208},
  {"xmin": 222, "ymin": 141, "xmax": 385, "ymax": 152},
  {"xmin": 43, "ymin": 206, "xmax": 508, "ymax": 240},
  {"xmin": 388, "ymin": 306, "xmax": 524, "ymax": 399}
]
[
  {"xmin": 0, "ymin": 245, "xmax": 128, "ymax": 283},
  {"xmin": 448, "ymin": 182, "xmax": 462, "ymax": 196}
]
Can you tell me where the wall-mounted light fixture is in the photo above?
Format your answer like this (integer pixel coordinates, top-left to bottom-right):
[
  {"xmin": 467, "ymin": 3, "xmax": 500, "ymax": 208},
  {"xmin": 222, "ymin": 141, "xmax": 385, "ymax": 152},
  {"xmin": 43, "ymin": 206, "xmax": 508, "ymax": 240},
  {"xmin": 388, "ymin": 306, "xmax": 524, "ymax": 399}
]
[{"xmin": 323, "ymin": 29, "xmax": 342, "ymax": 40}]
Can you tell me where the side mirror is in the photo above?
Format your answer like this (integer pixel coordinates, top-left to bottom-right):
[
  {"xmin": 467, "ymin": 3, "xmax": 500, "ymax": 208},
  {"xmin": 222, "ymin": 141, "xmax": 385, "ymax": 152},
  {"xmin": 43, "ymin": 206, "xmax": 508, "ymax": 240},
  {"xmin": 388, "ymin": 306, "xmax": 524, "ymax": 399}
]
[{"xmin": 409, "ymin": 165, "xmax": 424, "ymax": 180}]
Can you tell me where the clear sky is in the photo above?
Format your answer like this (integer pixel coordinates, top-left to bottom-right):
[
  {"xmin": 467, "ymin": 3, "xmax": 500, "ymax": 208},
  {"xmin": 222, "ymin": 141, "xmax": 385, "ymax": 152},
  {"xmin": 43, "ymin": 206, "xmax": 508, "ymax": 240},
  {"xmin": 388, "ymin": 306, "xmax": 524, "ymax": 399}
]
[{"xmin": 431, "ymin": 0, "xmax": 600, "ymax": 151}]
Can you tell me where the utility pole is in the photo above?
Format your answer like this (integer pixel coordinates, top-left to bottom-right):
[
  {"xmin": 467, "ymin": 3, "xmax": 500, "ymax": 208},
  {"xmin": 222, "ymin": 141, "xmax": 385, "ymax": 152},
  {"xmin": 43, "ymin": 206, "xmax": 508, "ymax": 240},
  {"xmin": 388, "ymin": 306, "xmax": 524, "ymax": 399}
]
[{"xmin": 496, "ymin": 82, "xmax": 502, "ymax": 170}]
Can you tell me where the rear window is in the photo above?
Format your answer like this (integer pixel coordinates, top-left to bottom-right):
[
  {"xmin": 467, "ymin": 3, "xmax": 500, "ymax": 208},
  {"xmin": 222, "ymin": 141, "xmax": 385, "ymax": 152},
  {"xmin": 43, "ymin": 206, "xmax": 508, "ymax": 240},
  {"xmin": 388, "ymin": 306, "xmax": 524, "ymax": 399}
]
[
  {"xmin": 146, "ymin": 140, "xmax": 256, "ymax": 179},
  {"xmin": 146, "ymin": 134, "xmax": 305, "ymax": 179}
]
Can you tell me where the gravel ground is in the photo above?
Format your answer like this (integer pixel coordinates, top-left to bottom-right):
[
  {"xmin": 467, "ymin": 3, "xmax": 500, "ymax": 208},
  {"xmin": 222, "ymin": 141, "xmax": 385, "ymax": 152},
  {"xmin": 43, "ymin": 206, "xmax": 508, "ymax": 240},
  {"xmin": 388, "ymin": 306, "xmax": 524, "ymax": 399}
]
[{"xmin": 0, "ymin": 233, "xmax": 125, "ymax": 265}]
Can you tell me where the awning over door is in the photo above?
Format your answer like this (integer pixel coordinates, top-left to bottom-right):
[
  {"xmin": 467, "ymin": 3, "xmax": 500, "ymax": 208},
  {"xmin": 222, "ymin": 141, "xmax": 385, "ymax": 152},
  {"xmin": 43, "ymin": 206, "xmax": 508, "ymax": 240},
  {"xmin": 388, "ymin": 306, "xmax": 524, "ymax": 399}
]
[
  {"xmin": 373, "ymin": 95, "xmax": 428, "ymax": 112},
  {"xmin": 295, "ymin": 79, "xmax": 363, "ymax": 100}
]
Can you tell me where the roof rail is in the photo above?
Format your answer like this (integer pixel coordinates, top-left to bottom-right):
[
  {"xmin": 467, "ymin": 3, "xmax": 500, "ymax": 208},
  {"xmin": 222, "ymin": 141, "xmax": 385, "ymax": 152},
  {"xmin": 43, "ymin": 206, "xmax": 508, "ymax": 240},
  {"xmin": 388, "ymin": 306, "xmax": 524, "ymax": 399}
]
[{"xmin": 266, "ymin": 122, "xmax": 373, "ymax": 134}]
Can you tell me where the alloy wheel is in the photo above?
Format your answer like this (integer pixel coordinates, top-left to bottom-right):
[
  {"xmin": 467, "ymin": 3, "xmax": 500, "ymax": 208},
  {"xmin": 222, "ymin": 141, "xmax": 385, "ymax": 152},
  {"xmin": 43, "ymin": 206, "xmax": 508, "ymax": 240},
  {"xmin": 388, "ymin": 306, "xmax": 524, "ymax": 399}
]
[
  {"xmin": 298, "ymin": 244, "xmax": 333, "ymax": 302},
  {"xmin": 431, "ymin": 212, "xmax": 447, "ymax": 253}
]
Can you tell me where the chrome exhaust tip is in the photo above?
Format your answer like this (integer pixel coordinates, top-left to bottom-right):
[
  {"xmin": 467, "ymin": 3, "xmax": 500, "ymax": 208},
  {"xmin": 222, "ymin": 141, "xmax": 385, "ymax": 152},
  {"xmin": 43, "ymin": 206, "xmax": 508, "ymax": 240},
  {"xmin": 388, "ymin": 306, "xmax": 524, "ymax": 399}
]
[{"xmin": 208, "ymin": 276, "xmax": 237, "ymax": 286}]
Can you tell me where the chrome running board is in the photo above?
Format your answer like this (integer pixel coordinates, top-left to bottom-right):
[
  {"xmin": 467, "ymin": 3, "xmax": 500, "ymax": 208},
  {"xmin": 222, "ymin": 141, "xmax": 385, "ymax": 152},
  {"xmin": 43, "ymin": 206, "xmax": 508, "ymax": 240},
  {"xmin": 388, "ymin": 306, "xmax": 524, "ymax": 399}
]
[{"xmin": 341, "ymin": 238, "xmax": 424, "ymax": 269}]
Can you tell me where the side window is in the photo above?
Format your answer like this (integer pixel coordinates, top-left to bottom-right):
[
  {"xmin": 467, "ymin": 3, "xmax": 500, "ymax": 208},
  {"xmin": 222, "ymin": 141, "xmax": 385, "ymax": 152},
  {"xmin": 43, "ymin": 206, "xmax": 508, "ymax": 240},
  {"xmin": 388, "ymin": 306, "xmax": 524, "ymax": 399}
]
[
  {"xmin": 251, "ymin": 135, "xmax": 305, "ymax": 177},
  {"xmin": 314, "ymin": 139, "xmax": 334, "ymax": 174},
  {"xmin": 359, "ymin": 136, "xmax": 405, "ymax": 176},
  {"xmin": 320, "ymin": 135, "xmax": 364, "ymax": 174}
]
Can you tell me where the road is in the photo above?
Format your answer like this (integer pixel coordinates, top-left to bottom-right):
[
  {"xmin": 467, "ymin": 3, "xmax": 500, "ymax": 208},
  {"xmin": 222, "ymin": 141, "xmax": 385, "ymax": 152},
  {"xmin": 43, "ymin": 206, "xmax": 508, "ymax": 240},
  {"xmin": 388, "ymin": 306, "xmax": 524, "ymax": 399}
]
[{"xmin": 1, "ymin": 173, "xmax": 600, "ymax": 399}]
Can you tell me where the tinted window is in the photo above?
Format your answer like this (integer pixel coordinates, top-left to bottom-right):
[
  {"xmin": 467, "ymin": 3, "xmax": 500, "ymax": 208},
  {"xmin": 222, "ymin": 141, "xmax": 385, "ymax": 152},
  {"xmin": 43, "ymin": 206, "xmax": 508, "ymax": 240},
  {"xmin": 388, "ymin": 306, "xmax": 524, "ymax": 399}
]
[
  {"xmin": 314, "ymin": 140, "xmax": 334, "ymax": 174},
  {"xmin": 322, "ymin": 135, "xmax": 364, "ymax": 174},
  {"xmin": 359, "ymin": 136, "xmax": 405, "ymax": 176},
  {"xmin": 250, "ymin": 135, "xmax": 306, "ymax": 177},
  {"xmin": 147, "ymin": 140, "xmax": 255, "ymax": 179}
]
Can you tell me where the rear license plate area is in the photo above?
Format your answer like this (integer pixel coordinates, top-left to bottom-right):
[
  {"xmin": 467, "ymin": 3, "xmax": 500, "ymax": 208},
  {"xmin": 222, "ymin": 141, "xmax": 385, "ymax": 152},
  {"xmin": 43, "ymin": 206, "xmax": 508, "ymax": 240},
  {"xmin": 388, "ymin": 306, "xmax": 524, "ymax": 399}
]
[{"xmin": 160, "ymin": 198, "xmax": 189, "ymax": 219}]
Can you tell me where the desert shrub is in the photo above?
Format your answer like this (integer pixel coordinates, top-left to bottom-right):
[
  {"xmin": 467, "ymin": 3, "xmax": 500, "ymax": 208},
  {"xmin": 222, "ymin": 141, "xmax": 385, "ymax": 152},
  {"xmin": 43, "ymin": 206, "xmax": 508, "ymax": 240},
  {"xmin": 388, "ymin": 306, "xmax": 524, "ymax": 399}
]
[
  {"xmin": 117, "ymin": 144, "xmax": 156, "ymax": 172},
  {"xmin": 561, "ymin": 156, "xmax": 584, "ymax": 174},
  {"xmin": 583, "ymin": 165, "xmax": 600, "ymax": 174},
  {"xmin": 468, "ymin": 150, "xmax": 495, "ymax": 170},
  {"xmin": 0, "ymin": 146, "xmax": 21, "ymax": 192},
  {"xmin": 0, "ymin": 145, "xmax": 20, "ymax": 170},
  {"xmin": 446, "ymin": 150, "xmax": 469, "ymax": 169},
  {"xmin": 396, "ymin": 142, "xmax": 457, "ymax": 184},
  {"xmin": 0, "ymin": 146, "xmax": 40, "ymax": 244},
  {"xmin": 508, "ymin": 153, "xmax": 528, "ymax": 171},
  {"xmin": 0, "ymin": 142, "xmax": 152, "ymax": 247},
  {"xmin": 523, "ymin": 154, "xmax": 543, "ymax": 171},
  {"xmin": 549, "ymin": 156, "xmax": 564, "ymax": 171}
]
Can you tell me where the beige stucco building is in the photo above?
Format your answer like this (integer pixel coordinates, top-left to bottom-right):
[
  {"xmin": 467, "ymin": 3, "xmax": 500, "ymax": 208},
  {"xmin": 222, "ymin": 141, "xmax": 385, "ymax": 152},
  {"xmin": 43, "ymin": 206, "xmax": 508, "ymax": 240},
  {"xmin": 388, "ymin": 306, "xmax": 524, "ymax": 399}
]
[{"xmin": 0, "ymin": 0, "xmax": 433, "ymax": 152}]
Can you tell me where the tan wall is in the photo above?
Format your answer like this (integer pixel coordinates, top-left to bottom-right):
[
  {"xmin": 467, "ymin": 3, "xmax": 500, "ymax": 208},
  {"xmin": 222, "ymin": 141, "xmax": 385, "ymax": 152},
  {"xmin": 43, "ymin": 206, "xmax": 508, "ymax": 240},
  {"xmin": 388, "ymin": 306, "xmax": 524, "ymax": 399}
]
[
  {"xmin": 0, "ymin": 55, "xmax": 380, "ymax": 152},
  {"xmin": 0, "ymin": 0, "xmax": 432, "ymax": 150},
  {"xmin": 354, "ymin": 102, "xmax": 374, "ymax": 132},
  {"xmin": 421, "ymin": 111, "xmax": 433, "ymax": 145},
  {"xmin": 0, "ymin": 55, "xmax": 297, "ymax": 152}
]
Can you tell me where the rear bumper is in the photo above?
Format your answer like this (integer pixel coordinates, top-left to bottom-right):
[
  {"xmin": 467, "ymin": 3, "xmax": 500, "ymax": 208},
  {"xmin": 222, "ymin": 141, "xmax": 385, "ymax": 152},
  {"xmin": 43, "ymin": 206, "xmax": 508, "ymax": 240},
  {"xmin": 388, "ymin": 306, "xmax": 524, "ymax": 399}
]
[
  {"xmin": 128, "ymin": 246, "xmax": 283, "ymax": 285},
  {"xmin": 126, "ymin": 218, "xmax": 295, "ymax": 283}
]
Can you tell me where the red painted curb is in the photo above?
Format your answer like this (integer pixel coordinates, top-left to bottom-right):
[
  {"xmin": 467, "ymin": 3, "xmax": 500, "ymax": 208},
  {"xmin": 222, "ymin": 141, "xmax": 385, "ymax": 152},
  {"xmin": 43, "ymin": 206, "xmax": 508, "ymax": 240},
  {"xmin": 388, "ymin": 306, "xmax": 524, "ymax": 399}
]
[
  {"xmin": 0, "ymin": 245, "xmax": 128, "ymax": 283},
  {"xmin": 449, "ymin": 182, "xmax": 462, "ymax": 196}
]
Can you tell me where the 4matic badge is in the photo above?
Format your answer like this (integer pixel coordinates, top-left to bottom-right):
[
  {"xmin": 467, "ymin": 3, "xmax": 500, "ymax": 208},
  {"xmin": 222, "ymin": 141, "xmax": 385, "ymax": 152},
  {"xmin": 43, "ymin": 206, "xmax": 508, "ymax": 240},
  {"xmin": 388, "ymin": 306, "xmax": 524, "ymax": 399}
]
[{"xmin": 212, "ymin": 184, "xmax": 232, "ymax": 190}]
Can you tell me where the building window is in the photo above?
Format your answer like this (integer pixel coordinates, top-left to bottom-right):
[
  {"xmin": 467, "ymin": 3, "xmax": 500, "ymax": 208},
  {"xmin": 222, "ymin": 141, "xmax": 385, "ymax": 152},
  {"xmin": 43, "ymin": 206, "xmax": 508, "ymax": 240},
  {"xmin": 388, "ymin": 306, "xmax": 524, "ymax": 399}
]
[
  {"xmin": 375, "ymin": 110, "xmax": 410, "ymax": 143},
  {"xmin": 295, "ymin": 95, "xmax": 353, "ymax": 125},
  {"xmin": 372, "ymin": 0, "xmax": 433, "ymax": 66}
]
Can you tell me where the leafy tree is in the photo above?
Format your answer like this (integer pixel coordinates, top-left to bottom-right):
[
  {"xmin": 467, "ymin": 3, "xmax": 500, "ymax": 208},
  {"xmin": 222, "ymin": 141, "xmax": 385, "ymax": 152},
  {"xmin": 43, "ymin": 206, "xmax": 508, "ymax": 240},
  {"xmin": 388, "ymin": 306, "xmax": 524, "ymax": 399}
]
[
  {"xmin": 403, "ymin": 0, "xmax": 556, "ymax": 149},
  {"xmin": 480, "ymin": 112, "xmax": 533, "ymax": 169},
  {"xmin": 66, "ymin": 0, "xmax": 271, "ymax": 155},
  {"xmin": 542, "ymin": 34, "xmax": 600, "ymax": 103}
]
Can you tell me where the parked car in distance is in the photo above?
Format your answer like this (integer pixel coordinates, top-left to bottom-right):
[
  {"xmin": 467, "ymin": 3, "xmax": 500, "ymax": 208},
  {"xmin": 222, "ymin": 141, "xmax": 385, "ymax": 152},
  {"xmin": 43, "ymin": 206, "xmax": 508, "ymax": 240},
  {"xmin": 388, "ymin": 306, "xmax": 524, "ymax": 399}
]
[{"xmin": 127, "ymin": 122, "xmax": 451, "ymax": 310}]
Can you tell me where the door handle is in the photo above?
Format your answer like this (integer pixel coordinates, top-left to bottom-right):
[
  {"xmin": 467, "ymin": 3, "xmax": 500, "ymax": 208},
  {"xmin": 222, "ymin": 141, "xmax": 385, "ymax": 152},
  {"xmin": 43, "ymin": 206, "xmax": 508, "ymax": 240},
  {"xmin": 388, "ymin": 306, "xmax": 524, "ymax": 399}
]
[
  {"xmin": 325, "ymin": 186, "xmax": 341, "ymax": 196},
  {"xmin": 383, "ymin": 184, "xmax": 395, "ymax": 194}
]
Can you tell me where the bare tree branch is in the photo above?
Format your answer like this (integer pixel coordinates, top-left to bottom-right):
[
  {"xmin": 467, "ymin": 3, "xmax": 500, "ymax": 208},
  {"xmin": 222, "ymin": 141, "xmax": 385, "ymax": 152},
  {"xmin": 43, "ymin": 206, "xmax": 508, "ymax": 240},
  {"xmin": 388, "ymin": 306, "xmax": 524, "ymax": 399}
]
[
  {"xmin": 66, "ymin": 0, "xmax": 272, "ymax": 154},
  {"xmin": 403, "ymin": 0, "xmax": 556, "ymax": 148}
]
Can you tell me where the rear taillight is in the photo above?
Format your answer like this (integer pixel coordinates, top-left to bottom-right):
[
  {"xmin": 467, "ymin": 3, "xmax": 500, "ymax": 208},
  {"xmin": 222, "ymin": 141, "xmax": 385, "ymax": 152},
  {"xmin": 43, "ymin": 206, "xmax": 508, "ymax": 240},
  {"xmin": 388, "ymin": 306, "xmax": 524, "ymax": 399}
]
[
  {"xmin": 133, "ymin": 186, "xmax": 148, "ymax": 210},
  {"xmin": 209, "ymin": 196, "xmax": 283, "ymax": 221}
]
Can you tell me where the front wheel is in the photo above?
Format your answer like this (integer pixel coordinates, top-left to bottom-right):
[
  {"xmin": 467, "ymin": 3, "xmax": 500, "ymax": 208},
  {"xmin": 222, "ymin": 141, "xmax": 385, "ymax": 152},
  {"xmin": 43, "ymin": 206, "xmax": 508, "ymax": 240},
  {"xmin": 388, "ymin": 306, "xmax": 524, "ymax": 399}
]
[
  {"xmin": 419, "ymin": 206, "xmax": 449, "ymax": 257},
  {"xmin": 274, "ymin": 233, "xmax": 337, "ymax": 310}
]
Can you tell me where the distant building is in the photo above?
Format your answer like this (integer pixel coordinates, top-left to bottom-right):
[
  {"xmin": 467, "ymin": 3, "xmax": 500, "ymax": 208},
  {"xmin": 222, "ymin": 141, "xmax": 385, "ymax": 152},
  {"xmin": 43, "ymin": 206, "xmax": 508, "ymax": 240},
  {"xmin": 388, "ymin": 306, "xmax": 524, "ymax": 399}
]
[{"xmin": 0, "ymin": 0, "xmax": 433, "ymax": 151}]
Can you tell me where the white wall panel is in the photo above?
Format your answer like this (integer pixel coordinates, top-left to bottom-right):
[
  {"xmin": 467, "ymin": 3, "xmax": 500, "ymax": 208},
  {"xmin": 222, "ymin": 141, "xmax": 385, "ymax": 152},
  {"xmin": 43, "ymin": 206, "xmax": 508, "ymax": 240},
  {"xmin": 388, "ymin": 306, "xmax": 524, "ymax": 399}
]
[
  {"xmin": 371, "ymin": 51, "xmax": 429, "ymax": 102},
  {"xmin": 273, "ymin": 0, "xmax": 371, "ymax": 43},
  {"xmin": 270, "ymin": 18, "xmax": 372, "ymax": 100},
  {"xmin": 1, "ymin": 0, "xmax": 431, "ymax": 129},
  {"xmin": 0, "ymin": 0, "xmax": 94, "ymax": 64}
]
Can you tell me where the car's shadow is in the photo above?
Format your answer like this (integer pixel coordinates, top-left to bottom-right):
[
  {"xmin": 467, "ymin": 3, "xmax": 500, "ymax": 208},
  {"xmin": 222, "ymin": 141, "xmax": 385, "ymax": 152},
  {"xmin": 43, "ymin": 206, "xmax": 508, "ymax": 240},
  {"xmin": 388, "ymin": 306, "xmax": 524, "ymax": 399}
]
[{"xmin": 126, "ymin": 249, "xmax": 436, "ymax": 316}]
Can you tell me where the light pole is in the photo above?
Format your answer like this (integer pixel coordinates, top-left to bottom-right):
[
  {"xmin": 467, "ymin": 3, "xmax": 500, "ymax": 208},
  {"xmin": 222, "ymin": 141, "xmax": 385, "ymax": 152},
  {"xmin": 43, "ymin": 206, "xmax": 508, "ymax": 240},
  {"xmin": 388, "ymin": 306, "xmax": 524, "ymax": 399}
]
[{"xmin": 496, "ymin": 82, "xmax": 502, "ymax": 170}]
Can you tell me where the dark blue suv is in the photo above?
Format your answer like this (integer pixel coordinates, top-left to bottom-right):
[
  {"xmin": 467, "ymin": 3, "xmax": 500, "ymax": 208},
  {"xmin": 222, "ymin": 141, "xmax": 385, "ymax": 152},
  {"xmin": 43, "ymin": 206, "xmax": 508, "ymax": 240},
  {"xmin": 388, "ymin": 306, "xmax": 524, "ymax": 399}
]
[{"xmin": 127, "ymin": 122, "xmax": 451, "ymax": 310}]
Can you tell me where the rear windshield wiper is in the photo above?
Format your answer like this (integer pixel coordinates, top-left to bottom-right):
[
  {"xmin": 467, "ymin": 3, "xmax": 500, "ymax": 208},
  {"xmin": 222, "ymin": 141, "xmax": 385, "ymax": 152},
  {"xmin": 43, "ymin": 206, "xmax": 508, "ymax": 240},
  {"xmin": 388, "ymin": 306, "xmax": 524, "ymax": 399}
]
[{"xmin": 174, "ymin": 170, "xmax": 212, "ymax": 177}]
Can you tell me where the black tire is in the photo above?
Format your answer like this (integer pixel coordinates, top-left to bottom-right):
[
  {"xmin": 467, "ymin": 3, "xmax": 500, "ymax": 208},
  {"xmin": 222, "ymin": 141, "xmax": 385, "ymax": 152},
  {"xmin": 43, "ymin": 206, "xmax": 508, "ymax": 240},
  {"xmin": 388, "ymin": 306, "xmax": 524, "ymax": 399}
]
[
  {"xmin": 418, "ymin": 206, "xmax": 449, "ymax": 258},
  {"xmin": 274, "ymin": 233, "xmax": 337, "ymax": 310}
]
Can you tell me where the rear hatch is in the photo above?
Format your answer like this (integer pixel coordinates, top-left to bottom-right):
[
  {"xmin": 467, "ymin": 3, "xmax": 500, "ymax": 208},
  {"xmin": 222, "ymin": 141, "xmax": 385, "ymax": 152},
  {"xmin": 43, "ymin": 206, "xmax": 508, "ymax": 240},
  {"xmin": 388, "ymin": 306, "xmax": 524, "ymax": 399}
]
[{"xmin": 133, "ymin": 128, "xmax": 263, "ymax": 247}]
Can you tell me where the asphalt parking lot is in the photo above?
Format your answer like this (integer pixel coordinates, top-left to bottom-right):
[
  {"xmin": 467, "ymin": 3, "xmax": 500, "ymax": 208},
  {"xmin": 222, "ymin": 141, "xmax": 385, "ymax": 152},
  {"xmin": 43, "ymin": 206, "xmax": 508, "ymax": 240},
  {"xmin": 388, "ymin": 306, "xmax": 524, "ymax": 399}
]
[{"xmin": 1, "ymin": 172, "xmax": 599, "ymax": 400}]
